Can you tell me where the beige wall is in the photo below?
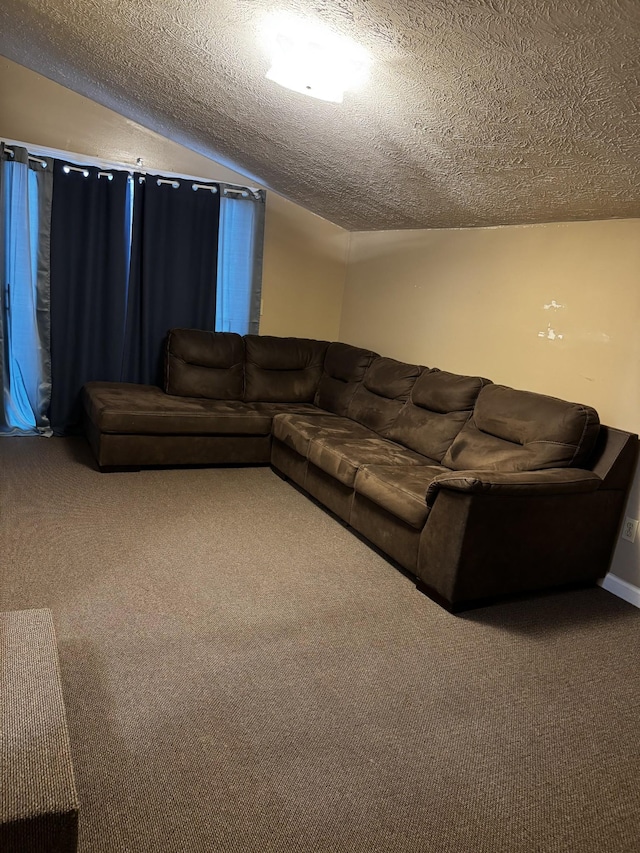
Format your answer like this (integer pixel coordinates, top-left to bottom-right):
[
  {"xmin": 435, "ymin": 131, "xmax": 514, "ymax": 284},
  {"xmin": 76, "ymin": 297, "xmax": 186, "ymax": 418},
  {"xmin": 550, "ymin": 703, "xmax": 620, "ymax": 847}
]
[
  {"xmin": 260, "ymin": 196, "xmax": 347, "ymax": 337},
  {"xmin": 340, "ymin": 221, "xmax": 640, "ymax": 588},
  {"xmin": 0, "ymin": 56, "xmax": 348, "ymax": 341}
]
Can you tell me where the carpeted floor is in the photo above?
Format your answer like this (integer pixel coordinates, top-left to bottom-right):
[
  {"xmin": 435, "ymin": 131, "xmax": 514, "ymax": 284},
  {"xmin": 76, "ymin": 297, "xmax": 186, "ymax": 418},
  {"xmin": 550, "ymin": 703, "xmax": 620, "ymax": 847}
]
[{"xmin": 1, "ymin": 436, "xmax": 639, "ymax": 852}]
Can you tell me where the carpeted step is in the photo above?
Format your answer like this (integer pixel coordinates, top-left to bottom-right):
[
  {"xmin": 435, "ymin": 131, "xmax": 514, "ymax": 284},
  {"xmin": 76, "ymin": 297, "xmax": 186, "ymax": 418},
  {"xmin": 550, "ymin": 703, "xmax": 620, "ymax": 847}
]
[{"xmin": 0, "ymin": 609, "xmax": 79, "ymax": 852}]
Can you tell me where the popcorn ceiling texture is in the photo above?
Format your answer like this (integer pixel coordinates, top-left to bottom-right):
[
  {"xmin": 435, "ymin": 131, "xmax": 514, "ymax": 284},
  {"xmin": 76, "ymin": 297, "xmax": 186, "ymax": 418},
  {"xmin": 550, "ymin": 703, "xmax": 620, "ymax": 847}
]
[{"xmin": 1, "ymin": 0, "xmax": 639, "ymax": 230}]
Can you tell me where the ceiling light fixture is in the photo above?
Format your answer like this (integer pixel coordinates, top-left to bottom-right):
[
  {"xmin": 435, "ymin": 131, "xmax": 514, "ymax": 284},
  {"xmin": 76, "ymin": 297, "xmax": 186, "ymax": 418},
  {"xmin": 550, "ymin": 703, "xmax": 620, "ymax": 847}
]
[{"xmin": 263, "ymin": 13, "xmax": 371, "ymax": 104}]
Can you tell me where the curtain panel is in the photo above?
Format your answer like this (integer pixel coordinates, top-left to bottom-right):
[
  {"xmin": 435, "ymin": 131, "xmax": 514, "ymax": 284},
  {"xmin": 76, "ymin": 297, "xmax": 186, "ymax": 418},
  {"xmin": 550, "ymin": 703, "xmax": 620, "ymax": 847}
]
[
  {"xmin": 0, "ymin": 143, "xmax": 53, "ymax": 435},
  {"xmin": 49, "ymin": 160, "xmax": 131, "ymax": 435},
  {"xmin": 122, "ymin": 174, "xmax": 220, "ymax": 387}
]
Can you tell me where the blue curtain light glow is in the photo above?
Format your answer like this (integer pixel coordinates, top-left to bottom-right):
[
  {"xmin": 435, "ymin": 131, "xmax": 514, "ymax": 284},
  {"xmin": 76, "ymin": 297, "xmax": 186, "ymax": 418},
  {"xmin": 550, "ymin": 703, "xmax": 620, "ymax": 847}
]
[
  {"xmin": 1, "ymin": 146, "xmax": 53, "ymax": 435},
  {"xmin": 216, "ymin": 188, "xmax": 265, "ymax": 335}
]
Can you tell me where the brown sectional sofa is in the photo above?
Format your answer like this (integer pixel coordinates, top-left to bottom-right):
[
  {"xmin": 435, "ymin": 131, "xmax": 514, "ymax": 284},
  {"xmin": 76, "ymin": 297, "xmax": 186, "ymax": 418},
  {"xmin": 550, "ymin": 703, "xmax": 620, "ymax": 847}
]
[{"xmin": 83, "ymin": 329, "xmax": 638, "ymax": 611}]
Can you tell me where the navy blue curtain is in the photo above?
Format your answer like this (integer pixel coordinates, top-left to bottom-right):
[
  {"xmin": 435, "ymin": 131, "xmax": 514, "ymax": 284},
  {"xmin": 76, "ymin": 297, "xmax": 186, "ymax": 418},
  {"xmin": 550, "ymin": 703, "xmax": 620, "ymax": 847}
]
[
  {"xmin": 49, "ymin": 162, "xmax": 131, "ymax": 434},
  {"xmin": 122, "ymin": 175, "xmax": 220, "ymax": 386},
  {"xmin": 45, "ymin": 165, "xmax": 221, "ymax": 434}
]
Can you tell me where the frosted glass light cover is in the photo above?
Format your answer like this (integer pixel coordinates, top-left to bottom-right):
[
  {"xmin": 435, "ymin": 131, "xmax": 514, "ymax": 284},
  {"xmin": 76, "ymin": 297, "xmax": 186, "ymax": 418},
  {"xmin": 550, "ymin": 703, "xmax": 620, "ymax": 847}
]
[{"xmin": 263, "ymin": 14, "xmax": 371, "ymax": 103}]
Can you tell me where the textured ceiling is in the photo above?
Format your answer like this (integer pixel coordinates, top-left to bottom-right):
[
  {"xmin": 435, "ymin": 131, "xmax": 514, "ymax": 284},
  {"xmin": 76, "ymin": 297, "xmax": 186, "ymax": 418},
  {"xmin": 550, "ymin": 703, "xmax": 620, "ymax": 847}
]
[{"xmin": 1, "ymin": 0, "xmax": 639, "ymax": 230}]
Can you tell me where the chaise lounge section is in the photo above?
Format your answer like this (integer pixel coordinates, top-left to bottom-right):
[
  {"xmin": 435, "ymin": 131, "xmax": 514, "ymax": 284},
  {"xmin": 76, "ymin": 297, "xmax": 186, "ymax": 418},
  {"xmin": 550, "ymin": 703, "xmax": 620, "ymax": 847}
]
[{"xmin": 83, "ymin": 329, "xmax": 638, "ymax": 611}]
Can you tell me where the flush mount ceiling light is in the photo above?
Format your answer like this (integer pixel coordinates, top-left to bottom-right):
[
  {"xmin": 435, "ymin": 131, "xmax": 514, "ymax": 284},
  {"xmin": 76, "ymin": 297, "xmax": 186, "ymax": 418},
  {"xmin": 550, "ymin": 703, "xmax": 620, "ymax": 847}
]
[{"xmin": 263, "ymin": 13, "xmax": 371, "ymax": 103}]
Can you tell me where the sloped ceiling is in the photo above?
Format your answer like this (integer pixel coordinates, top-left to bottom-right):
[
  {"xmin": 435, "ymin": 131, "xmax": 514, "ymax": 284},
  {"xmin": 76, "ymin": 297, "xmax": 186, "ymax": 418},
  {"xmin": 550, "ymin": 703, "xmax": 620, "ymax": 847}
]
[{"xmin": 1, "ymin": 0, "xmax": 639, "ymax": 230}]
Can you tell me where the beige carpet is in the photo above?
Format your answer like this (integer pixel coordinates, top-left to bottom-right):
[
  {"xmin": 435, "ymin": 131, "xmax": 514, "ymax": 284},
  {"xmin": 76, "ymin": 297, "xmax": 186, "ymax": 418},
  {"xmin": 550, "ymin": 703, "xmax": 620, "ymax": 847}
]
[{"xmin": 1, "ymin": 436, "xmax": 639, "ymax": 853}]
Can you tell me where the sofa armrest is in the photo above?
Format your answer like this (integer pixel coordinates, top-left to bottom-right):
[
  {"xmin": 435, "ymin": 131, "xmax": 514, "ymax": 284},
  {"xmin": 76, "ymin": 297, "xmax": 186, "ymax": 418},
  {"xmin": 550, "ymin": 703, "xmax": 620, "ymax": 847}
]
[
  {"xmin": 425, "ymin": 468, "xmax": 602, "ymax": 508},
  {"xmin": 418, "ymin": 469, "xmax": 618, "ymax": 609}
]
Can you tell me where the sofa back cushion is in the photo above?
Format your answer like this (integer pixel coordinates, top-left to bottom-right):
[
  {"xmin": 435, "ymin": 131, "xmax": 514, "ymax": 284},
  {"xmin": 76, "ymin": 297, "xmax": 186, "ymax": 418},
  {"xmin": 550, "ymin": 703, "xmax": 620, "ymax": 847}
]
[
  {"xmin": 314, "ymin": 342, "xmax": 378, "ymax": 416},
  {"xmin": 442, "ymin": 384, "xmax": 600, "ymax": 472},
  {"xmin": 347, "ymin": 357, "xmax": 422, "ymax": 434},
  {"xmin": 244, "ymin": 335, "xmax": 330, "ymax": 402},
  {"xmin": 165, "ymin": 329, "xmax": 244, "ymax": 399},
  {"xmin": 386, "ymin": 370, "xmax": 489, "ymax": 462}
]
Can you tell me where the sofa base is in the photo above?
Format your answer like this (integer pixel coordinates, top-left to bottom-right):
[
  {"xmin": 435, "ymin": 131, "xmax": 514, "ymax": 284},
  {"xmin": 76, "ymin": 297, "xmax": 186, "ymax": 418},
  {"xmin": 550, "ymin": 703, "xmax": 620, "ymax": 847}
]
[
  {"xmin": 351, "ymin": 493, "xmax": 422, "ymax": 575},
  {"xmin": 273, "ymin": 464, "xmax": 421, "ymax": 586},
  {"xmin": 272, "ymin": 442, "xmax": 360, "ymax": 526},
  {"xmin": 416, "ymin": 577, "xmax": 600, "ymax": 614},
  {"xmin": 271, "ymin": 438, "xmax": 308, "ymax": 489},
  {"xmin": 86, "ymin": 418, "xmax": 272, "ymax": 468},
  {"xmin": 304, "ymin": 463, "xmax": 354, "ymax": 524}
]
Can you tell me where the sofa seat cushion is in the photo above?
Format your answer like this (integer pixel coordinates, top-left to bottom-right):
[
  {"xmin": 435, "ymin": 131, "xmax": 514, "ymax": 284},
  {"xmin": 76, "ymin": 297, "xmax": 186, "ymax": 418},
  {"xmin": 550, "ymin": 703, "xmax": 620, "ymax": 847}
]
[
  {"xmin": 272, "ymin": 413, "xmax": 377, "ymax": 458},
  {"xmin": 308, "ymin": 437, "xmax": 430, "ymax": 488},
  {"xmin": 355, "ymin": 464, "xmax": 449, "ymax": 529},
  {"xmin": 84, "ymin": 382, "xmax": 273, "ymax": 435},
  {"xmin": 248, "ymin": 402, "xmax": 326, "ymax": 417}
]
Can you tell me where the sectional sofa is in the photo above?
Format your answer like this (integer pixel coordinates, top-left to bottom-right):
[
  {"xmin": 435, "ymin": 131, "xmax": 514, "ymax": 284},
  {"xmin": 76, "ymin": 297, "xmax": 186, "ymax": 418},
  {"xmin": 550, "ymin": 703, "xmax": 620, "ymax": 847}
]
[{"xmin": 83, "ymin": 329, "xmax": 638, "ymax": 611}]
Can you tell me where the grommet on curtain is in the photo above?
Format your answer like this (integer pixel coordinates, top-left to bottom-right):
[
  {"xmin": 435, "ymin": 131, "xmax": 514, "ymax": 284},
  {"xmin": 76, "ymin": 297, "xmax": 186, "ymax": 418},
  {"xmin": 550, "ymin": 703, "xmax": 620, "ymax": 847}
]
[
  {"xmin": 62, "ymin": 164, "xmax": 89, "ymax": 177},
  {"xmin": 192, "ymin": 183, "xmax": 218, "ymax": 193}
]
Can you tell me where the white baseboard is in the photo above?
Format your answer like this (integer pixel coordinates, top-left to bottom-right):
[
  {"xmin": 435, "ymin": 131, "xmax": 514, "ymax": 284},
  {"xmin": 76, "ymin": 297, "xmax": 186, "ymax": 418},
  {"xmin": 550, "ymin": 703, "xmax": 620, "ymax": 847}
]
[{"xmin": 599, "ymin": 574, "xmax": 640, "ymax": 609}]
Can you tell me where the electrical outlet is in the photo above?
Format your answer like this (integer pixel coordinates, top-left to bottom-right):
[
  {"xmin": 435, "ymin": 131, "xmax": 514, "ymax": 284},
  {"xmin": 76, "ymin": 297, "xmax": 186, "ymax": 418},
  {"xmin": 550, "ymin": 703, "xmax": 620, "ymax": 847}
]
[{"xmin": 621, "ymin": 517, "xmax": 639, "ymax": 543}]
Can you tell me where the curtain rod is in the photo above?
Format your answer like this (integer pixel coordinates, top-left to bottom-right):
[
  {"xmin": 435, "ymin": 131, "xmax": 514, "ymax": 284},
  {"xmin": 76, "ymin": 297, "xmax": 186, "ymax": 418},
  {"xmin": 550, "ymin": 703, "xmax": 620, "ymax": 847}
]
[
  {"xmin": 60, "ymin": 164, "xmax": 216, "ymax": 191},
  {"xmin": 3, "ymin": 147, "xmax": 48, "ymax": 168},
  {"xmin": 134, "ymin": 175, "xmax": 259, "ymax": 197},
  {"xmin": 56, "ymin": 166, "xmax": 255, "ymax": 197},
  {"xmin": 5, "ymin": 144, "xmax": 261, "ymax": 198},
  {"xmin": 136, "ymin": 176, "xmax": 221, "ymax": 193},
  {"xmin": 3, "ymin": 139, "xmax": 264, "ymax": 199},
  {"xmin": 61, "ymin": 169, "xmax": 255, "ymax": 197}
]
